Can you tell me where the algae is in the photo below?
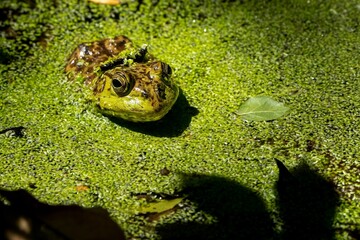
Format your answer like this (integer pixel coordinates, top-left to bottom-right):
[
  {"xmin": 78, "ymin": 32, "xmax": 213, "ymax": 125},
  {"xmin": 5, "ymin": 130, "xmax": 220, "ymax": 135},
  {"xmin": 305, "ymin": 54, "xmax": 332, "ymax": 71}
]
[{"xmin": 0, "ymin": 0, "xmax": 359, "ymax": 239}]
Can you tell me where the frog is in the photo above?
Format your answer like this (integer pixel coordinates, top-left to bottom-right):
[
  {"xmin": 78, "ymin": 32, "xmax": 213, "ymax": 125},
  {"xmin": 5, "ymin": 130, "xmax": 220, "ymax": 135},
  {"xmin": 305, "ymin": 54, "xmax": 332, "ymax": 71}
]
[{"xmin": 65, "ymin": 36, "xmax": 179, "ymax": 122}]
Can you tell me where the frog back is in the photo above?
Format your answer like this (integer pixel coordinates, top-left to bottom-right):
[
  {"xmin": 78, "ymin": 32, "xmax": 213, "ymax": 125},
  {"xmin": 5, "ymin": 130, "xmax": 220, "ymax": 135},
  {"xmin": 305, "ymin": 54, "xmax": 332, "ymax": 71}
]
[{"xmin": 65, "ymin": 36, "xmax": 132, "ymax": 85}]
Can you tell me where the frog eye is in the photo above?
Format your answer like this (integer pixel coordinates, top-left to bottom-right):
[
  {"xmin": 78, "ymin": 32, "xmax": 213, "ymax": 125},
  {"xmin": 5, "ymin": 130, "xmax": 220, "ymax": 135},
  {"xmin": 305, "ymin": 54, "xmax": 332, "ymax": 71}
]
[
  {"xmin": 152, "ymin": 62, "xmax": 161, "ymax": 71},
  {"xmin": 111, "ymin": 73, "xmax": 134, "ymax": 97},
  {"xmin": 152, "ymin": 62, "xmax": 172, "ymax": 77},
  {"xmin": 161, "ymin": 62, "xmax": 172, "ymax": 76},
  {"xmin": 151, "ymin": 62, "xmax": 171, "ymax": 74}
]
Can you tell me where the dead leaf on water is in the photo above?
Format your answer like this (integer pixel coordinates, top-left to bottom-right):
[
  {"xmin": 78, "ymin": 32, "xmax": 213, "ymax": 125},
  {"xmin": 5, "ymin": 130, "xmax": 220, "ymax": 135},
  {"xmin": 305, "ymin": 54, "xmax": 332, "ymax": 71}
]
[
  {"xmin": 139, "ymin": 197, "xmax": 184, "ymax": 214},
  {"xmin": 88, "ymin": 0, "xmax": 121, "ymax": 5},
  {"xmin": 134, "ymin": 192, "xmax": 185, "ymax": 222},
  {"xmin": 75, "ymin": 185, "xmax": 89, "ymax": 192}
]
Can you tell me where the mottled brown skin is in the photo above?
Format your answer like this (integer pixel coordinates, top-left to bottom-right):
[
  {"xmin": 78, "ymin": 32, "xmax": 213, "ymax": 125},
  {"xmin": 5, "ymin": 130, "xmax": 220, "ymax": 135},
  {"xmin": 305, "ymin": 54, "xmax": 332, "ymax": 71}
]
[{"xmin": 65, "ymin": 36, "xmax": 179, "ymax": 122}]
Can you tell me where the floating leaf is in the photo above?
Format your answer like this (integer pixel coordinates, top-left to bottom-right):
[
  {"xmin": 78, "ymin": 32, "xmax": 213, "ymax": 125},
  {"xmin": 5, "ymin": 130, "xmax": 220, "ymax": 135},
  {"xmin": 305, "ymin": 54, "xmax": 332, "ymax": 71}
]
[
  {"xmin": 75, "ymin": 185, "xmax": 89, "ymax": 192},
  {"xmin": 237, "ymin": 96, "xmax": 289, "ymax": 121},
  {"xmin": 138, "ymin": 197, "xmax": 184, "ymax": 214},
  {"xmin": 88, "ymin": 0, "xmax": 121, "ymax": 5}
]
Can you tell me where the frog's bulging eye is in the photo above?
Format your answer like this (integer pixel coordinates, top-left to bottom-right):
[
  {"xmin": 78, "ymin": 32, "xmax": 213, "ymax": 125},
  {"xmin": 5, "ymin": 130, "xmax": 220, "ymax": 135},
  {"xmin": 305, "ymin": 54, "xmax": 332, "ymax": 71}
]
[
  {"xmin": 149, "ymin": 61, "xmax": 173, "ymax": 85},
  {"xmin": 152, "ymin": 62, "xmax": 161, "ymax": 71},
  {"xmin": 161, "ymin": 62, "xmax": 172, "ymax": 76},
  {"xmin": 151, "ymin": 62, "xmax": 171, "ymax": 75},
  {"xmin": 159, "ymin": 62, "xmax": 172, "ymax": 86},
  {"xmin": 111, "ymin": 73, "xmax": 134, "ymax": 97}
]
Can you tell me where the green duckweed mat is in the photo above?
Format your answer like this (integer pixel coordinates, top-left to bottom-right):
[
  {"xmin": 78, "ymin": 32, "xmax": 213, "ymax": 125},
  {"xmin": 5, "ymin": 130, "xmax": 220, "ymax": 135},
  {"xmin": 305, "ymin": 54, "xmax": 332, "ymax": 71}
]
[{"xmin": 0, "ymin": 0, "xmax": 359, "ymax": 239}]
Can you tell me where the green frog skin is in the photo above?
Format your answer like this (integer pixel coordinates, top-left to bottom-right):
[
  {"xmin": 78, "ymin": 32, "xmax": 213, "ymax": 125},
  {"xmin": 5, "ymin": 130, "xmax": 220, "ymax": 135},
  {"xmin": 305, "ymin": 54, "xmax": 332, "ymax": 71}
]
[{"xmin": 65, "ymin": 36, "xmax": 179, "ymax": 122}]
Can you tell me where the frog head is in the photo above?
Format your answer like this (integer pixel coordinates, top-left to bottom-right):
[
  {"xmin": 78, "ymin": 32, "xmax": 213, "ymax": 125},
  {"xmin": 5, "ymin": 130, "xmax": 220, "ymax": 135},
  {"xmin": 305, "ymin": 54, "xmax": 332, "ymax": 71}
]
[{"xmin": 91, "ymin": 61, "xmax": 179, "ymax": 122}]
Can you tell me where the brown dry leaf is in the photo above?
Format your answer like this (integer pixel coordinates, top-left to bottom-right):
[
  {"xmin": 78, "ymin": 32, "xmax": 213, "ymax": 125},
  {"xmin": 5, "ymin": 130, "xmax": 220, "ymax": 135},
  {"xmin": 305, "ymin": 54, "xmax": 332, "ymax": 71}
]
[
  {"xmin": 75, "ymin": 185, "xmax": 89, "ymax": 192},
  {"xmin": 88, "ymin": 0, "xmax": 121, "ymax": 5}
]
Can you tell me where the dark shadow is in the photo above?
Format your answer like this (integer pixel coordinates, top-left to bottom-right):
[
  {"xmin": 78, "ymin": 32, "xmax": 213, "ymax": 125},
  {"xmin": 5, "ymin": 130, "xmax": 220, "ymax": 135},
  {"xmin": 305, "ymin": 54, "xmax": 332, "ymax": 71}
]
[
  {"xmin": 156, "ymin": 173, "xmax": 274, "ymax": 240},
  {"xmin": 0, "ymin": 48, "xmax": 14, "ymax": 65},
  {"xmin": 0, "ymin": 189, "xmax": 125, "ymax": 240},
  {"xmin": 348, "ymin": 227, "xmax": 360, "ymax": 240},
  {"xmin": 275, "ymin": 159, "xmax": 340, "ymax": 240},
  {"xmin": 108, "ymin": 88, "xmax": 199, "ymax": 137},
  {"xmin": 0, "ymin": 126, "xmax": 25, "ymax": 137}
]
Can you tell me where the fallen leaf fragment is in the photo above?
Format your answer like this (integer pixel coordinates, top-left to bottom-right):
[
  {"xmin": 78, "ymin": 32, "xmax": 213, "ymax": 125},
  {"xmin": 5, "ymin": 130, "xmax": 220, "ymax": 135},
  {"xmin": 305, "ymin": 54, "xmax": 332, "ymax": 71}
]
[
  {"xmin": 88, "ymin": 0, "xmax": 121, "ymax": 5},
  {"xmin": 138, "ymin": 197, "xmax": 184, "ymax": 214},
  {"xmin": 237, "ymin": 96, "xmax": 289, "ymax": 121},
  {"xmin": 75, "ymin": 185, "xmax": 89, "ymax": 192}
]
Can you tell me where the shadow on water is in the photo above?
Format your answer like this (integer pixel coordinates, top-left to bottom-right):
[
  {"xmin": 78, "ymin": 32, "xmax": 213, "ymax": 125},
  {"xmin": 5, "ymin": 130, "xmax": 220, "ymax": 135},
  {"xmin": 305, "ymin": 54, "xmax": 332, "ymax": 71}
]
[
  {"xmin": 157, "ymin": 160, "xmax": 340, "ymax": 240},
  {"xmin": 0, "ymin": 48, "xmax": 13, "ymax": 65},
  {"xmin": 108, "ymin": 88, "xmax": 199, "ymax": 137},
  {"xmin": 156, "ymin": 173, "xmax": 274, "ymax": 240},
  {"xmin": 275, "ymin": 159, "xmax": 340, "ymax": 240},
  {"xmin": 0, "ymin": 160, "xmax": 340, "ymax": 239},
  {"xmin": 0, "ymin": 189, "xmax": 125, "ymax": 240}
]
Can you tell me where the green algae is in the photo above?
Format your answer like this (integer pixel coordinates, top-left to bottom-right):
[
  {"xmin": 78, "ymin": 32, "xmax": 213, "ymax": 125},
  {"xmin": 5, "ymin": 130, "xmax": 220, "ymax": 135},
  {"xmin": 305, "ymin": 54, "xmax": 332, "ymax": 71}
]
[{"xmin": 1, "ymin": 0, "xmax": 360, "ymax": 238}]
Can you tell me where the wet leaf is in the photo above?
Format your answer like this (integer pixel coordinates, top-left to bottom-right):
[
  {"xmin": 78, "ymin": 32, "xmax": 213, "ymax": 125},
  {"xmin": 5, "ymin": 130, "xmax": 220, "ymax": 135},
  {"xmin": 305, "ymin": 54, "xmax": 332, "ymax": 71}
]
[
  {"xmin": 237, "ymin": 96, "xmax": 289, "ymax": 121},
  {"xmin": 75, "ymin": 185, "xmax": 89, "ymax": 192},
  {"xmin": 138, "ymin": 197, "xmax": 184, "ymax": 214},
  {"xmin": 88, "ymin": 0, "xmax": 121, "ymax": 5}
]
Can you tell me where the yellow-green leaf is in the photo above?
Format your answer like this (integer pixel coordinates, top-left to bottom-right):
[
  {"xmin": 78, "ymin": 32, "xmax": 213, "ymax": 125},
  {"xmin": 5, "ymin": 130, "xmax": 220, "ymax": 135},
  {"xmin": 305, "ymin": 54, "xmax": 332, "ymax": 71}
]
[
  {"xmin": 138, "ymin": 197, "xmax": 184, "ymax": 213},
  {"xmin": 237, "ymin": 96, "xmax": 289, "ymax": 121}
]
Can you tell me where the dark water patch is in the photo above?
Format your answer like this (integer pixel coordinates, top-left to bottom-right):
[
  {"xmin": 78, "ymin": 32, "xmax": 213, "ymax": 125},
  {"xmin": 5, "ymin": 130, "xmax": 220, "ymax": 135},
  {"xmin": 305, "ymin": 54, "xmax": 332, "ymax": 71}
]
[
  {"xmin": 157, "ymin": 173, "xmax": 274, "ymax": 240},
  {"xmin": 0, "ymin": 189, "xmax": 125, "ymax": 240},
  {"xmin": 0, "ymin": 126, "xmax": 25, "ymax": 137},
  {"xmin": 275, "ymin": 159, "xmax": 339, "ymax": 240}
]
